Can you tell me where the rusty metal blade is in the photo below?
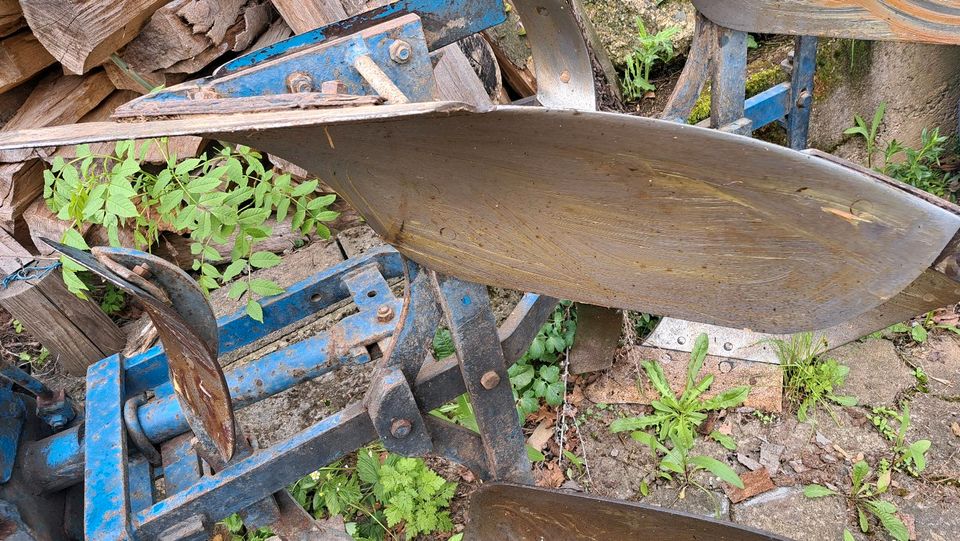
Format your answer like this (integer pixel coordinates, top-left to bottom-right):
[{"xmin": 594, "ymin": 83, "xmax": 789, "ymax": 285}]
[
  {"xmin": 43, "ymin": 239, "xmax": 236, "ymax": 463},
  {"xmin": 467, "ymin": 483, "xmax": 790, "ymax": 540},
  {"xmin": 4, "ymin": 105, "xmax": 959, "ymax": 333},
  {"xmin": 693, "ymin": 0, "xmax": 960, "ymax": 45}
]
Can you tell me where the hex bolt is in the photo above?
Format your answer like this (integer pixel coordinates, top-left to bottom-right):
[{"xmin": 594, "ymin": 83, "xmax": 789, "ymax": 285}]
[
  {"xmin": 321, "ymin": 80, "xmax": 347, "ymax": 95},
  {"xmin": 677, "ymin": 336, "xmax": 686, "ymax": 345},
  {"xmin": 796, "ymin": 89, "xmax": 812, "ymax": 109},
  {"xmin": 132, "ymin": 263, "xmax": 151, "ymax": 278},
  {"xmin": 723, "ymin": 342, "xmax": 734, "ymax": 352},
  {"xmin": 390, "ymin": 418, "xmax": 412, "ymax": 438},
  {"xmin": 389, "ymin": 40, "xmax": 412, "ymax": 64},
  {"xmin": 376, "ymin": 304, "xmax": 395, "ymax": 322},
  {"xmin": 286, "ymin": 71, "xmax": 314, "ymax": 93},
  {"xmin": 480, "ymin": 370, "xmax": 500, "ymax": 390}
]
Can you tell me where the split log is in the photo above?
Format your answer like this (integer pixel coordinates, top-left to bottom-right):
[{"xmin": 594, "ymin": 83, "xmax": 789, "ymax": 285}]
[
  {"xmin": 0, "ymin": 78, "xmax": 37, "ymax": 129},
  {"xmin": 0, "ymin": 160, "xmax": 43, "ymax": 234},
  {"xmin": 0, "ymin": 30, "xmax": 55, "ymax": 94},
  {"xmin": 0, "ymin": 228, "xmax": 125, "ymax": 375},
  {"xmin": 23, "ymin": 199, "xmax": 90, "ymax": 256},
  {"xmin": 107, "ymin": 0, "xmax": 275, "ymax": 93},
  {"xmin": 0, "ymin": 0, "xmax": 23, "ymax": 38},
  {"xmin": 55, "ymin": 90, "xmax": 206, "ymax": 163},
  {"xmin": 156, "ymin": 218, "xmax": 308, "ymax": 268},
  {"xmin": 270, "ymin": 0, "xmax": 346, "ymax": 33},
  {"xmin": 19, "ymin": 0, "xmax": 169, "ymax": 75},
  {"xmin": 1, "ymin": 70, "xmax": 114, "ymax": 162},
  {"xmin": 249, "ymin": 18, "xmax": 293, "ymax": 51}
]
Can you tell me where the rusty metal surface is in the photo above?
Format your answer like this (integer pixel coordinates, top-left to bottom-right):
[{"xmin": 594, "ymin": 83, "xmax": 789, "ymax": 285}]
[
  {"xmin": 44, "ymin": 240, "xmax": 235, "ymax": 463},
  {"xmin": 5, "ymin": 106, "xmax": 960, "ymax": 333},
  {"xmin": 694, "ymin": 0, "xmax": 960, "ymax": 45},
  {"xmin": 467, "ymin": 483, "xmax": 790, "ymax": 540},
  {"xmin": 567, "ymin": 304, "xmax": 620, "ymax": 374}
]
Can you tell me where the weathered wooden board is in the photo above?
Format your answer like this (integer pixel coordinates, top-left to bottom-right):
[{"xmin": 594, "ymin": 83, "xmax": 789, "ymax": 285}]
[
  {"xmin": 0, "ymin": 103, "xmax": 956, "ymax": 334},
  {"xmin": 0, "ymin": 0, "xmax": 23, "ymax": 38},
  {"xmin": 693, "ymin": 0, "xmax": 960, "ymax": 44}
]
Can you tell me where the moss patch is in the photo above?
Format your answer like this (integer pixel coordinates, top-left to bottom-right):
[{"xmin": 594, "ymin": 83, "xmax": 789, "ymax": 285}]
[{"xmin": 687, "ymin": 66, "xmax": 787, "ymax": 124}]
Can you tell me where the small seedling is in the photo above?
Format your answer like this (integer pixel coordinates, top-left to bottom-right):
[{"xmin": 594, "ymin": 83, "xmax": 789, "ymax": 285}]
[
  {"xmin": 11, "ymin": 319, "xmax": 22, "ymax": 334},
  {"xmin": 844, "ymin": 101, "xmax": 886, "ymax": 168},
  {"xmin": 869, "ymin": 403, "xmax": 930, "ymax": 476},
  {"xmin": 804, "ymin": 460, "xmax": 909, "ymax": 541},
  {"xmin": 621, "ymin": 19, "xmax": 680, "ymax": 99},
  {"xmin": 771, "ymin": 332, "xmax": 857, "ymax": 422}
]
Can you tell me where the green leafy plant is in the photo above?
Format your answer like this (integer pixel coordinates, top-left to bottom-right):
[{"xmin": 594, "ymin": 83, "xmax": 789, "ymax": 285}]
[
  {"xmin": 771, "ymin": 333, "xmax": 857, "ymax": 422},
  {"xmin": 883, "ymin": 127, "xmax": 955, "ymax": 199},
  {"xmin": 221, "ymin": 514, "xmax": 272, "ymax": 541},
  {"xmin": 508, "ymin": 301, "xmax": 576, "ymax": 417},
  {"xmin": 43, "ymin": 139, "xmax": 339, "ymax": 321},
  {"xmin": 99, "ymin": 284, "xmax": 126, "ymax": 315},
  {"xmin": 610, "ymin": 334, "xmax": 746, "ymax": 501},
  {"xmin": 869, "ymin": 403, "xmax": 931, "ymax": 476},
  {"xmin": 11, "ymin": 319, "xmax": 22, "ymax": 334},
  {"xmin": 17, "ymin": 347, "xmax": 50, "ymax": 369},
  {"xmin": 621, "ymin": 20, "xmax": 679, "ymax": 99},
  {"xmin": 844, "ymin": 101, "xmax": 886, "ymax": 168},
  {"xmin": 432, "ymin": 327, "xmax": 456, "ymax": 359},
  {"xmin": 804, "ymin": 460, "xmax": 908, "ymax": 541}
]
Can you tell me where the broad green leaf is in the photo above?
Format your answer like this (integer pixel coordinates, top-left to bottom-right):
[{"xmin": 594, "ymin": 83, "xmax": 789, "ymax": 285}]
[
  {"xmin": 829, "ymin": 395, "xmax": 858, "ymax": 407},
  {"xmin": 802, "ymin": 484, "xmax": 838, "ymax": 499},
  {"xmin": 709, "ymin": 430, "xmax": 737, "ymax": 450},
  {"xmin": 687, "ymin": 333, "xmax": 709, "ymax": 389},
  {"xmin": 843, "ymin": 529, "xmax": 855, "ymax": 541},
  {"xmin": 250, "ymin": 278, "xmax": 284, "ymax": 296},
  {"xmin": 540, "ymin": 365, "xmax": 560, "ymax": 384},
  {"xmin": 911, "ymin": 324, "xmax": 928, "ymax": 343},
  {"xmin": 105, "ymin": 196, "xmax": 139, "ymax": 218},
  {"xmin": 185, "ymin": 175, "xmax": 221, "ymax": 195},
  {"xmin": 851, "ymin": 461, "xmax": 870, "ymax": 490},
  {"xmin": 544, "ymin": 381, "xmax": 564, "ymax": 406},
  {"xmin": 702, "ymin": 386, "xmax": 749, "ymax": 411},
  {"xmin": 642, "ymin": 360, "xmax": 674, "ymax": 399},
  {"xmin": 509, "ymin": 364, "xmax": 534, "ymax": 388},
  {"xmin": 228, "ymin": 281, "xmax": 248, "ymax": 300},
  {"xmin": 61, "ymin": 228, "xmax": 89, "ymax": 250},
  {"xmin": 689, "ymin": 456, "xmax": 743, "ymax": 489},
  {"xmin": 246, "ymin": 299, "xmax": 264, "ymax": 322},
  {"xmin": 159, "ymin": 189, "xmax": 184, "ymax": 213},
  {"xmin": 291, "ymin": 179, "xmax": 318, "ymax": 197},
  {"xmin": 61, "ymin": 268, "xmax": 89, "ymax": 295},
  {"xmin": 249, "ymin": 251, "xmax": 281, "ymax": 269},
  {"xmin": 526, "ymin": 445, "xmax": 545, "ymax": 462},
  {"xmin": 222, "ymin": 260, "xmax": 246, "ymax": 282},
  {"xmin": 611, "ymin": 416, "xmax": 657, "ymax": 433},
  {"xmin": 639, "ymin": 481, "xmax": 649, "ymax": 497},
  {"xmin": 630, "ymin": 430, "xmax": 667, "ymax": 453}
]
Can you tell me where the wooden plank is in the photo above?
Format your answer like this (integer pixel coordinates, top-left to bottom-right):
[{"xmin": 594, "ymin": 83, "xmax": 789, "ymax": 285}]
[
  {"xmin": 0, "ymin": 229, "xmax": 124, "ymax": 375},
  {"xmin": 0, "ymin": 30, "xmax": 55, "ymax": 94},
  {"xmin": 0, "ymin": 104, "xmax": 956, "ymax": 333},
  {"xmin": 0, "ymin": 0, "xmax": 23, "ymax": 38},
  {"xmin": 56, "ymin": 90, "xmax": 206, "ymax": 164},
  {"xmin": 19, "ymin": 0, "xmax": 169, "ymax": 75},
  {"xmin": 693, "ymin": 0, "xmax": 960, "ymax": 45}
]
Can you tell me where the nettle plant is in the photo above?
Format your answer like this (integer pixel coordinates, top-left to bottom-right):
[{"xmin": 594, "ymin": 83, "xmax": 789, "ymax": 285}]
[
  {"xmin": 508, "ymin": 301, "xmax": 577, "ymax": 417},
  {"xmin": 43, "ymin": 139, "xmax": 338, "ymax": 321}
]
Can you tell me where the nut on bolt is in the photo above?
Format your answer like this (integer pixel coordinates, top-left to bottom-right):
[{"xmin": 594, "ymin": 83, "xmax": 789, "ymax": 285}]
[
  {"xmin": 480, "ymin": 370, "xmax": 500, "ymax": 390},
  {"xmin": 390, "ymin": 418, "xmax": 412, "ymax": 438},
  {"xmin": 285, "ymin": 71, "xmax": 314, "ymax": 93},
  {"xmin": 389, "ymin": 40, "xmax": 412, "ymax": 64},
  {"xmin": 376, "ymin": 304, "xmax": 395, "ymax": 322}
]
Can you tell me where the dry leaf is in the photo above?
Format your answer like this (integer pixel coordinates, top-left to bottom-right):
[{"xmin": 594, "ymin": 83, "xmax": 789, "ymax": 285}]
[{"xmin": 951, "ymin": 422, "xmax": 960, "ymax": 438}]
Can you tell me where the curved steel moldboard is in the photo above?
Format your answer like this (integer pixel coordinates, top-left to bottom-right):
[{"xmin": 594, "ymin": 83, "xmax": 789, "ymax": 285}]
[
  {"xmin": 4, "ymin": 104, "xmax": 959, "ymax": 334},
  {"xmin": 467, "ymin": 483, "xmax": 790, "ymax": 540},
  {"xmin": 43, "ymin": 239, "xmax": 236, "ymax": 463},
  {"xmin": 693, "ymin": 0, "xmax": 960, "ymax": 45}
]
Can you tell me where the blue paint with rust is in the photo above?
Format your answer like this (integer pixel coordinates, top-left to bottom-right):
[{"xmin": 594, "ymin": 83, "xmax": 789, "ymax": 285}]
[
  {"xmin": 84, "ymin": 354, "xmax": 136, "ymax": 540},
  {"xmin": 0, "ymin": 388, "xmax": 24, "ymax": 483},
  {"xmin": 219, "ymin": 0, "xmax": 505, "ymax": 74}
]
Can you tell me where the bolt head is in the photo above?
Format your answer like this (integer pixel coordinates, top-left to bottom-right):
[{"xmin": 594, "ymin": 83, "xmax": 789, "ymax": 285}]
[
  {"xmin": 376, "ymin": 304, "xmax": 395, "ymax": 322},
  {"xmin": 389, "ymin": 40, "xmax": 412, "ymax": 64},
  {"xmin": 321, "ymin": 80, "xmax": 347, "ymax": 95},
  {"xmin": 390, "ymin": 418, "xmax": 412, "ymax": 438},
  {"xmin": 480, "ymin": 370, "xmax": 501, "ymax": 390}
]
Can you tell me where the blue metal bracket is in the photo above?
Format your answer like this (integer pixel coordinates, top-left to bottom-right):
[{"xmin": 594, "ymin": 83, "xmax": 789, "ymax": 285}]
[{"xmin": 0, "ymin": 387, "xmax": 24, "ymax": 483}]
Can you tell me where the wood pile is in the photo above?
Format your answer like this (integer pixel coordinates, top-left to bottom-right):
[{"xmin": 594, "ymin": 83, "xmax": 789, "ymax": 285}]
[{"xmin": 0, "ymin": 0, "xmax": 610, "ymax": 374}]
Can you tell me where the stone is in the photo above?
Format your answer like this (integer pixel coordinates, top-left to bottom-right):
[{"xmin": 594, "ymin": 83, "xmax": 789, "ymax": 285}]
[
  {"xmin": 759, "ymin": 442, "xmax": 785, "ymax": 474},
  {"xmin": 788, "ymin": 459, "xmax": 808, "ymax": 474},
  {"xmin": 737, "ymin": 453, "xmax": 763, "ymax": 471},
  {"xmin": 581, "ymin": 0, "xmax": 695, "ymax": 68},
  {"xmin": 831, "ymin": 339, "xmax": 912, "ymax": 407},
  {"xmin": 914, "ymin": 335, "xmax": 960, "ymax": 395},
  {"xmin": 723, "ymin": 468, "xmax": 775, "ymax": 504},
  {"xmin": 903, "ymin": 393, "xmax": 960, "ymax": 479},
  {"xmin": 732, "ymin": 487, "xmax": 847, "ymax": 541}
]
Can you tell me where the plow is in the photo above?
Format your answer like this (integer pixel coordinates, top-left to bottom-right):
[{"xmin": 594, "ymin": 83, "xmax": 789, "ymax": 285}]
[{"xmin": 0, "ymin": 0, "xmax": 959, "ymax": 539}]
